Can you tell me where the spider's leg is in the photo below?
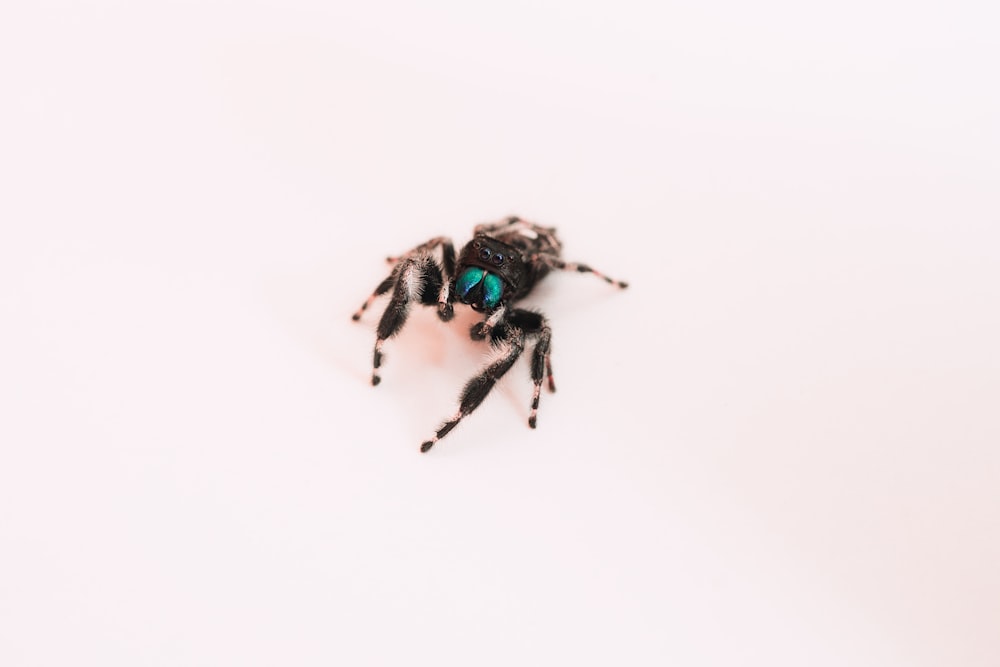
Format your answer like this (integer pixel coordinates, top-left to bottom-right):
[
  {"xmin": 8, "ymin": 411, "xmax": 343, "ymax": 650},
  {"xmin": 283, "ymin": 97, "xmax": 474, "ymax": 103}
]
[
  {"xmin": 370, "ymin": 255, "xmax": 442, "ymax": 386},
  {"xmin": 436, "ymin": 239, "xmax": 457, "ymax": 321},
  {"xmin": 384, "ymin": 236, "xmax": 457, "ymax": 321},
  {"xmin": 351, "ymin": 275, "xmax": 394, "ymax": 321},
  {"xmin": 421, "ymin": 326, "xmax": 526, "ymax": 452},
  {"xmin": 470, "ymin": 304, "xmax": 506, "ymax": 340},
  {"xmin": 532, "ymin": 253, "xmax": 629, "ymax": 289},
  {"xmin": 545, "ymin": 354, "xmax": 556, "ymax": 393},
  {"xmin": 508, "ymin": 309, "xmax": 553, "ymax": 428}
]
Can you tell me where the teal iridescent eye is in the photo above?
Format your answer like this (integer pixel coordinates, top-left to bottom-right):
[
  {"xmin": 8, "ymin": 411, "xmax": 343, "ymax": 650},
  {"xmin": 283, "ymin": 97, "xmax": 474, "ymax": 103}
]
[
  {"xmin": 482, "ymin": 272, "xmax": 503, "ymax": 309},
  {"xmin": 456, "ymin": 267, "xmax": 485, "ymax": 298}
]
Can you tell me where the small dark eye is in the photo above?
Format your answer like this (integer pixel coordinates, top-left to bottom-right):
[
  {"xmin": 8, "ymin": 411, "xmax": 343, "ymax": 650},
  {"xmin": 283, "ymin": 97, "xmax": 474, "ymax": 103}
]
[
  {"xmin": 492, "ymin": 253, "xmax": 504, "ymax": 265},
  {"xmin": 479, "ymin": 247, "xmax": 492, "ymax": 261},
  {"xmin": 473, "ymin": 240, "xmax": 481, "ymax": 249}
]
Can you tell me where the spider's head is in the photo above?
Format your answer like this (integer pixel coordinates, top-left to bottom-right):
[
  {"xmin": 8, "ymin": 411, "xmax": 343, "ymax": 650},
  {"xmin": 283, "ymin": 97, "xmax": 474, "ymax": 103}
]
[{"xmin": 455, "ymin": 235, "xmax": 526, "ymax": 312}]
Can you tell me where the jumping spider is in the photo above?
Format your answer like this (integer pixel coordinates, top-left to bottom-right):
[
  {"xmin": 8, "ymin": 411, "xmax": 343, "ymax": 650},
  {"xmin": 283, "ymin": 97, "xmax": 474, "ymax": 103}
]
[{"xmin": 351, "ymin": 216, "xmax": 628, "ymax": 452}]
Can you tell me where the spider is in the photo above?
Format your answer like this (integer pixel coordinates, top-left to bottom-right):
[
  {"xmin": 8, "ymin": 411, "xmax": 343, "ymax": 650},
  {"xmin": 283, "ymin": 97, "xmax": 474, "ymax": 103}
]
[{"xmin": 351, "ymin": 216, "xmax": 628, "ymax": 452}]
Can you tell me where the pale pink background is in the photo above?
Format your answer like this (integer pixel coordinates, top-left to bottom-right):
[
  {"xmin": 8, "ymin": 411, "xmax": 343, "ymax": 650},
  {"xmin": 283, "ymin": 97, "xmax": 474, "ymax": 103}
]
[{"xmin": 2, "ymin": 1, "xmax": 998, "ymax": 666}]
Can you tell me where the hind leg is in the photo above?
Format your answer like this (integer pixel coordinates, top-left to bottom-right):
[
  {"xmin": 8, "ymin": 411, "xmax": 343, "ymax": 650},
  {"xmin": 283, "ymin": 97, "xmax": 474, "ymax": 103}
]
[
  {"xmin": 530, "ymin": 252, "xmax": 629, "ymax": 289},
  {"xmin": 352, "ymin": 275, "xmax": 394, "ymax": 321}
]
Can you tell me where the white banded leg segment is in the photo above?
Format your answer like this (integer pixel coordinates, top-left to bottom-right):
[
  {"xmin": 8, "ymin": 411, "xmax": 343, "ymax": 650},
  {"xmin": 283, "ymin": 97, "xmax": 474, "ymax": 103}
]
[
  {"xmin": 371, "ymin": 257, "xmax": 429, "ymax": 386},
  {"xmin": 527, "ymin": 321, "xmax": 552, "ymax": 428},
  {"xmin": 420, "ymin": 329, "xmax": 526, "ymax": 452},
  {"xmin": 437, "ymin": 281, "xmax": 454, "ymax": 320},
  {"xmin": 420, "ymin": 411, "xmax": 462, "ymax": 453},
  {"xmin": 352, "ymin": 275, "xmax": 394, "ymax": 321},
  {"xmin": 470, "ymin": 305, "xmax": 507, "ymax": 340},
  {"xmin": 528, "ymin": 383, "xmax": 542, "ymax": 428},
  {"xmin": 487, "ymin": 306, "xmax": 507, "ymax": 327},
  {"xmin": 532, "ymin": 254, "xmax": 629, "ymax": 289}
]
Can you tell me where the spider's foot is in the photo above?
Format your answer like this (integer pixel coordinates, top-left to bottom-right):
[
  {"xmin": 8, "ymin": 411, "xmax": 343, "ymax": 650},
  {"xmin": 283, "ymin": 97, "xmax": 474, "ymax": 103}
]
[
  {"xmin": 528, "ymin": 415, "xmax": 537, "ymax": 429},
  {"xmin": 372, "ymin": 344, "xmax": 384, "ymax": 384},
  {"xmin": 437, "ymin": 302, "xmax": 454, "ymax": 322},
  {"xmin": 547, "ymin": 376, "xmax": 556, "ymax": 392},
  {"xmin": 565, "ymin": 262, "xmax": 629, "ymax": 289},
  {"xmin": 470, "ymin": 322, "xmax": 490, "ymax": 340},
  {"xmin": 351, "ymin": 312, "xmax": 362, "ymax": 322},
  {"xmin": 421, "ymin": 413, "xmax": 462, "ymax": 452},
  {"xmin": 593, "ymin": 271, "xmax": 628, "ymax": 289}
]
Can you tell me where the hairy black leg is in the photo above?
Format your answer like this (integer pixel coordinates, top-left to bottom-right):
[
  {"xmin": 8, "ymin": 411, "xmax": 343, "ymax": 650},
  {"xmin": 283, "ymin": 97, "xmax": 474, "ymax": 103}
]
[
  {"xmin": 530, "ymin": 253, "xmax": 629, "ymax": 289},
  {"xmin": 386, "ymin": 237, "xmax": 457, "ymax": 321},
  {"xmin": 420, "ymin": 327, "xmax": 526, "ymax": 452},
  {"xmin": 359, "ymin": 236, "xmax": 454, "ymax": 321},
  {"xmin": 470, "ymin": 304, "xmax": 506, "ymax": 341},
  {"xmin": 357, "ymin": 235, "xmax": 455, "ymax": 383},
  {"xmin": 508, "ymin": 308, "xmax": 553, "ymax": 429},
  {"xmin": 371, "ymin": 256, "xmax": 441, "ymax": 386},
  {"xmin": 352, "ymin": 276, "xmax": 394, "ymax": 321},
  {"xmin": 527, "ymin": 324, "xmax": 552, "ymax": 428},
  {"xmin": 436, "ymin": 240, "xmax": 457, "ymax": 321}
]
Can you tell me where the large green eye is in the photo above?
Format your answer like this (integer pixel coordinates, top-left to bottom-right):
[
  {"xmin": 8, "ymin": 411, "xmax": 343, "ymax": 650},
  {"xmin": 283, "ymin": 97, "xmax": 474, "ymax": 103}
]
[
  {"xmin": 482, "ymin": 272, "xmax": 503, "ymax": 309},
  {"xmin": 456, "ymin": 267, "xmax": 485, "ymax": 299}
]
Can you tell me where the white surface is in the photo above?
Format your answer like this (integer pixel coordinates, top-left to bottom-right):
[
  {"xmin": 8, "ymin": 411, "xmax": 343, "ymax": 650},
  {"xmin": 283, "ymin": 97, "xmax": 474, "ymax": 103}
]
[{"xmin": 2, "ymin": 1, "xmax": 999, "ymax": 665}]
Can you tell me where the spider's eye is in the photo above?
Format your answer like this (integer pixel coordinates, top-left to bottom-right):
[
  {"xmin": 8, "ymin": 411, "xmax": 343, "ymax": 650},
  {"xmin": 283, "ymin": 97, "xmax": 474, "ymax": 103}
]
[
  {"xmin": 482, "ymin": 273, "xmax": 503, "ymax": 309},
  {"xmin": 478, "ymin": 247, "xmax": 492, "ymax": 261},
  {"xmin": 491, "ymin": 253, "xmax": 504, "ymax": 266},
  {"xmin": 456, "ymin": 267, "xmax": 485, "ymax": 299}
]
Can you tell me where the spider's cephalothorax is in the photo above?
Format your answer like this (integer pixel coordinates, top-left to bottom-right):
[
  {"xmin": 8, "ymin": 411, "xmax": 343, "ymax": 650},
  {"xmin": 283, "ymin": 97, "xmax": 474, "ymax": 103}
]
[{"xmin": 351, "ymin": 216, "xmax": 628, "ymax": 453}]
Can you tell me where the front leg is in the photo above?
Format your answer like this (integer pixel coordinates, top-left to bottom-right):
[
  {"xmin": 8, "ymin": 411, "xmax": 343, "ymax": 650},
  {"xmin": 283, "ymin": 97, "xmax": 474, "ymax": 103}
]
[
  {"xmin": 421, "ymin": 325, "xmax": 526, "ymax": 452},
  {"xmin": 370, "ymin": 255, "xmax": 443, "ymax": 386},
  {"xmin": 470, "ymin": 304, "xmax": 507, "ymax": 340},
  {"xmin": 372, "ymin": 236, "xmax": 457, "ymax": 322}
]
